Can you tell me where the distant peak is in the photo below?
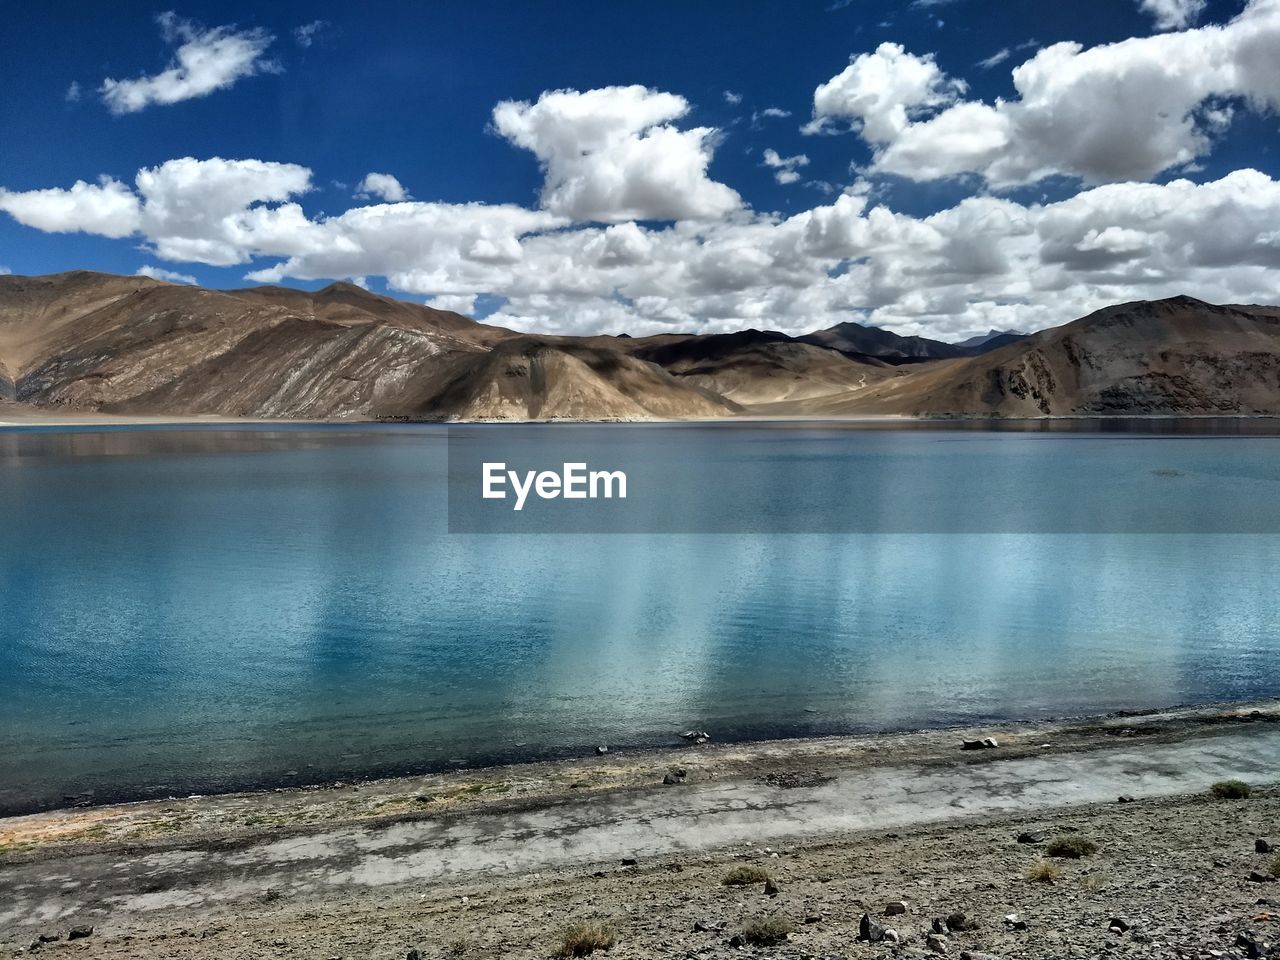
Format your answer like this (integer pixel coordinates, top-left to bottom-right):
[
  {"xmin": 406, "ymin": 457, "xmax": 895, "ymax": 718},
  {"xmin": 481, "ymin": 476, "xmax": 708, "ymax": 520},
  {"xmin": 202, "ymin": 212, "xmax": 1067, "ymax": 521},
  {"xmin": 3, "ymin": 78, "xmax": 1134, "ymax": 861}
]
[
  {"xmin": 1153, "ymin": 294, "xmax": 1211, "ymax": 308},
  {"xmin": 317, "ymin": 280, "xmax": 381, "ymax": 299}
]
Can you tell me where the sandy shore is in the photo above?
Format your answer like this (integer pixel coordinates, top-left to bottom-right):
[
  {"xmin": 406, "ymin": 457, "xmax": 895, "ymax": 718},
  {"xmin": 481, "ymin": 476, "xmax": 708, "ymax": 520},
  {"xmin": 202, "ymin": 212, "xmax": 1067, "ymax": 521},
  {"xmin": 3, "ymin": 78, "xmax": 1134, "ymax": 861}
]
[{"xmin": 3, "ymin": 701, "xmax": 1279, "ymax": 958}]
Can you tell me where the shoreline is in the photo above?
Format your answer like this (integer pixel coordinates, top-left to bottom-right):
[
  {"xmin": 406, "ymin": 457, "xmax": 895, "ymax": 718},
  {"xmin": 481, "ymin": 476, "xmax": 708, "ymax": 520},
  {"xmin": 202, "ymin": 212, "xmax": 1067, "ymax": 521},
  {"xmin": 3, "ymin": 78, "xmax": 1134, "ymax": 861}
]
[
  {"xmin": 4, "ymin": 410, "xmax": 1280, "ymax": 429},
  {"xmin": 3, "ymin": 698, "xmax": 1279, "ymax": 957},
  {"xmin": 4, "ymin": 697, "xmax": 1276, "ymax": 854},
  {"xmin": 3, "ymin": 696, "xmax": 1278, "ymax": 823}
]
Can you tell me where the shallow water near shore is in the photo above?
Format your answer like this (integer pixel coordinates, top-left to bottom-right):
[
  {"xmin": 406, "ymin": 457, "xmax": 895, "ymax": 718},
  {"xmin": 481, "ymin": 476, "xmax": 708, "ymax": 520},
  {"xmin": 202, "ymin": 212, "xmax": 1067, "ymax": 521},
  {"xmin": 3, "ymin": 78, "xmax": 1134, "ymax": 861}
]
[{"xmin": 2, "ymin": 420, "xmax": 1280, "ymax": 814}]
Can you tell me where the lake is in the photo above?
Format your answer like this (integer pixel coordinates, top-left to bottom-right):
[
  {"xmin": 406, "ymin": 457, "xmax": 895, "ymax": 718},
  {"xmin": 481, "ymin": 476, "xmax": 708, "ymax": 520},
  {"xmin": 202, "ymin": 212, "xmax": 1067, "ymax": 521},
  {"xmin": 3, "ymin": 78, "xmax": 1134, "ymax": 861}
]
[{"xmin": 2, "ymin": 420, "xmax": 1279, "ymax": 814}]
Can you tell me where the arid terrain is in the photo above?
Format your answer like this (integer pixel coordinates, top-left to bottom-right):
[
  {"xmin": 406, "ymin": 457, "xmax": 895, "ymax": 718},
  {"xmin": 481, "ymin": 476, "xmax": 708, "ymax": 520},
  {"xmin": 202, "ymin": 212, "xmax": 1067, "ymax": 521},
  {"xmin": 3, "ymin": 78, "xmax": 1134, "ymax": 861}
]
[
  {"xmin": 3, "ymin": 703, "xmax": 1279, "ymax": 959},
  {"xmin": 3, "ymin": 272, "xmax": 1280, "ymax": 421}
]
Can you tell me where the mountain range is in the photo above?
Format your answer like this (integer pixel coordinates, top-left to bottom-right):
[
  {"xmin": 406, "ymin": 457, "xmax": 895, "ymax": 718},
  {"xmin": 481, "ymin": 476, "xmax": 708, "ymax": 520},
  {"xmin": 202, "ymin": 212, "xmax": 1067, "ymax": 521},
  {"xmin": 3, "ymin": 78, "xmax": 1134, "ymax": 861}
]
[{"xmin": 2, "ymin": 271, "xmax": 1278, "ymax": 420}]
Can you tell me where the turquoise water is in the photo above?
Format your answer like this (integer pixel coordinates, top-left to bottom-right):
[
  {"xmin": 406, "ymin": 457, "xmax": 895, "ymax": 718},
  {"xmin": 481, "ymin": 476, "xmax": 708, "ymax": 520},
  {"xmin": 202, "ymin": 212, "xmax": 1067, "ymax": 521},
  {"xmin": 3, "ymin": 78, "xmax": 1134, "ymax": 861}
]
[{"xmin": 1, "ymin": 422, "xmax": 1279, "ymax": 813}]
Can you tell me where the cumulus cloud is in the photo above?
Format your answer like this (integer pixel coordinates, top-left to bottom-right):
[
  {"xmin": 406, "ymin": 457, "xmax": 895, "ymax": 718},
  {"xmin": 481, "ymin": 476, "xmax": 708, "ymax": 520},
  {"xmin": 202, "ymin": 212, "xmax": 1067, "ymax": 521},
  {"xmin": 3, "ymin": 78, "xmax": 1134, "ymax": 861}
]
[
  {"xmin": 134, "ymin": 157, "xmax": 314, "ymax": 265},
  {"xmin": 136, "ymin": 264, "xmax": 197, "ymax": 284},
  {"xmin": 355, "ymin": 173, "xmax": 410, "ymax": 202},
  {"xmin": 1140, "ymin": 0, "xmax": 1206, "ymax": 30},
  {"xmin": 810, "ymin": 0, "xmax": 1280, "ymax": 186},
  {"xmin": 0, "ymin": 265, "xmax": 10, "ymax": 275},
  {"xmin": 0, "ymin": 177, "xmax": 141, "ymax": 237},
  {"xmin": 762, "ymin": 148, "xmax": 810, "ymax": 185},
  {"xmin": 100, "ymin": 12, "xmax": 277, "ymax": 114},
  {"xmin": 10, "ymin": 42, "xmax": 1280, "ymax": 344},
  {"xmin": 65, "ymin": 81, "xmax": 82, "ymax": 103},
  {"xmin": 723, "ymin": 90, "xmax": 743, "ymax": 105},
  {"xmin": 9, "ymin": 152, "xmax": 1280, "ymax": 339},
  {"xmin": 803, "ymin": 42, "xmax": 966, "ymax": 139},
  {"xmin": 491, "ymin": 85, "xmax": 741, "ymax": 222}
]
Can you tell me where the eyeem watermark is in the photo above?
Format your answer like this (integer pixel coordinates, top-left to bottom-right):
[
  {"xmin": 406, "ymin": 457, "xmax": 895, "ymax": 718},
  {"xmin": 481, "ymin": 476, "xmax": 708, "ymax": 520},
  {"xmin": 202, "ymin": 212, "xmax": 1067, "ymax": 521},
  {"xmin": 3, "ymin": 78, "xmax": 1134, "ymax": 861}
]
[{"xmin": 482, "ymin": 461, "xmax": 627, "ymax": 511}]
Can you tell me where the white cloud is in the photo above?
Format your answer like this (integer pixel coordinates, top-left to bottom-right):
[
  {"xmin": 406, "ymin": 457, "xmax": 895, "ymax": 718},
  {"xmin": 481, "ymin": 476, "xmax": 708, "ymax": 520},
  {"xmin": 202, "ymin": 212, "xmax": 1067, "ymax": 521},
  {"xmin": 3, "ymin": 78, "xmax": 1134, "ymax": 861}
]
[
  {"xmin": 9, "ymin": 41, "xmax": 1280, "ymax": 347},
  {"xmin": 10, "ymin": 155, "xmax": 1280, "ymax": 340},
  {"xmin": 752, "ymin": 107, "xmax": 793, "ymax": 130},
  {"xmin": 426, "ymin": 293, "xmax": 478, "ymax": 315},
  {"xmin": 803, "ymin": 42, "xmax": 966, "ymax": 140},
  {"xmin": 248, "ymin": 167, "xmax": 1280, "ymax": 339},
  {"xmin": 100, "ymin": 12, "xmax": 277, "ymax": 114},
  {"xmin": 136, "ymin": 264, "xmax": 197, "ymax": 284},
  {"xmin": 134, "ymin": 157, "xmax": 314, "ymax": 265},
  {"xmin": 0, "ymin": 265, "xmax": 10, "ymax": 275},
  {"xmin": 294, "ymin": 19, "xmax": 328, "ymax": 47},
  {"xmin": 976, "ymin": 48, "xmax": 1010, "ymax": 69},
  {"xmin": 242, "ymin": 201, "xmax": 565, "ymax": 291},
  {"xmin": 723, "ymin": 90, "xmax": 743, "ymax": 105},
  {"xmin": 491, "ymin": 85, "xmax": 741, "ymax": 222},
  {"xmin": 1140, "ymin": 0, "xmax": 1206, "ymax": 30},
  {"xmin": 762, "ymin": 148, "xmax": 811, "ymax": 185},
  {"xmin": 355, "ymin": 173, "xmax": 410, "ymax": 202},
  {"xmin": 810, "ymin": 0, "xmax": 1280, "ymax": 186},
  {"xmin": 0, "ymin": 176, "xmax": 141, "ymax": 237},
  {"xmin": 65, "ymin": 81, "xmax": 82, "ymax": 103}
]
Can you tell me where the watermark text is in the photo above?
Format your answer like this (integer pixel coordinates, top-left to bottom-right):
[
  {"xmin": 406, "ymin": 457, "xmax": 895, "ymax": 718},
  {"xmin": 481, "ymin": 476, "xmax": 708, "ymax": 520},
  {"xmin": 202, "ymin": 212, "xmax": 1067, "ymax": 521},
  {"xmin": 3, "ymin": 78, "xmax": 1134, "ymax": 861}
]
[{"xmin": 482, "ymin": 462, "xmax": 627, "ymax": 511}]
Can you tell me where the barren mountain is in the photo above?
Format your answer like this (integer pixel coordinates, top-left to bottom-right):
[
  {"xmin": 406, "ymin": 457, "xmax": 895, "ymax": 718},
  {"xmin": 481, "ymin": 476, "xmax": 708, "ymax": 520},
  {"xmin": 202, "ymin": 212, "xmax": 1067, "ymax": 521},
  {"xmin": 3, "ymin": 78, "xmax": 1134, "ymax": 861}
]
[
  {"xmin": 229, "ymin": 282, "xmax": 517, "ymax": 347},
  {"xmin": 0, "ymin": 272, "xmax": 730, "ymax": 421},
  {"xmin": 407, "ymin": 337, "xmax": 737, "ymax": 420},
  {"xmin": 628, "ymin": 330, "xmax": 898, "ymax": 404},
  {"xmin": 798, "ymin": 319, "xmax": 970, "ymax": 361},
  {"xmin": 777, "ymin": 296, "xmax": 1280, "ymax": 417},
  {"xmin": 0, "ymin": 272, "xmax": 487, "ymax": 418},
  {"xmin": 2, "ymin": 274, "xmax": 1278, "ymax": 420}
]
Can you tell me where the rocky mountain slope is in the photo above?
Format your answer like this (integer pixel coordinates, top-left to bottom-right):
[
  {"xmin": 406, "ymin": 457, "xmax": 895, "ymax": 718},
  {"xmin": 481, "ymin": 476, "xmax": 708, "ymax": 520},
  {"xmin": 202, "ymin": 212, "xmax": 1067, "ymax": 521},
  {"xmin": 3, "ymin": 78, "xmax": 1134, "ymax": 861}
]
[
  {"xmin": 774, "ymin": 296, "xmax": 1280, "ymax": 417},
  {"xmin": 0, "ymin": 272, "xmax": 731, "ymax": 420},
  {"xmin": 797, "ymin": 319, "xmax": 971, "ymax": 361},
  {"xmin": 627, "ymin": 330, "xmax": 898, "ymax": 404},
  {"xmin": 406, "ymin": 337, "xmax": 738, "ymax": 420},
  {"xmin": 954, "ymin": 328, "xmax": 1028, "ymax": 351},
  {"xmin": 2, "ymin": 273, "xmax": 1278, "ymax": 420}
]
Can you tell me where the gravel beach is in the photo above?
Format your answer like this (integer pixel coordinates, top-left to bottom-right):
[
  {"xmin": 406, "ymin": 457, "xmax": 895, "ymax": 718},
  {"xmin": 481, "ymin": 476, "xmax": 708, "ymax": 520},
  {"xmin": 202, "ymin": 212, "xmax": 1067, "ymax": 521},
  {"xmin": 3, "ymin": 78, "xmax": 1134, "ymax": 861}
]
[{"xmin": 3, "ymin": 702, "xmax": 1279, "ymax": 959}]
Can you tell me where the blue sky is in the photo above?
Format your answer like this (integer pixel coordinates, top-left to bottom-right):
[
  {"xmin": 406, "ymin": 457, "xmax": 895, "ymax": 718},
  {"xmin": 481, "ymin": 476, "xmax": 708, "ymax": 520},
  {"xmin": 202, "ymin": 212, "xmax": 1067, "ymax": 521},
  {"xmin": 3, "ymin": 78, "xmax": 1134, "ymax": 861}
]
[{"xmin": 1, "ymin": 0, "xmax": 1278, "ymax": 338}]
